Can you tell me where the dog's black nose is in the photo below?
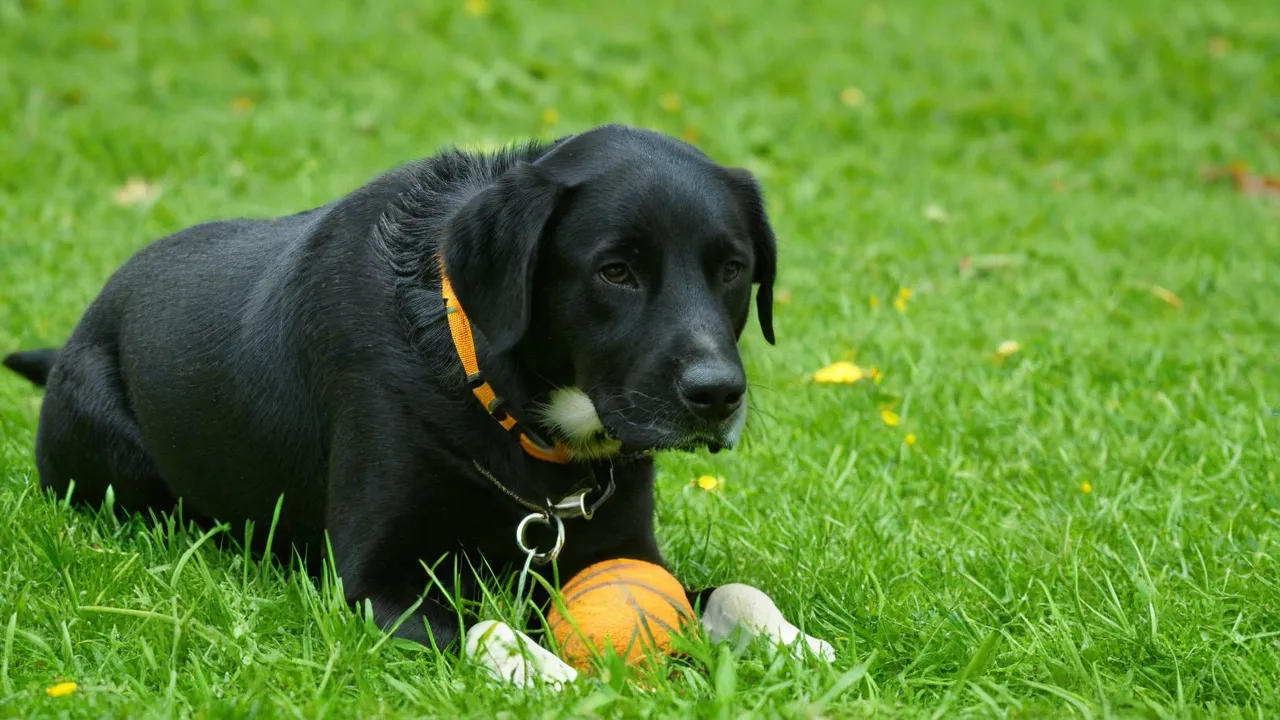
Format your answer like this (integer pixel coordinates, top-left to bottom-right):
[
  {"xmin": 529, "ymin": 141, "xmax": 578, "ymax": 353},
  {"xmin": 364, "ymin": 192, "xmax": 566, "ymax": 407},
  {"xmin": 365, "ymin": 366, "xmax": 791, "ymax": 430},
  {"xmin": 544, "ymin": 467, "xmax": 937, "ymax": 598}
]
[{"xmin": 678, "ymin": 363, "xmax": 746, "ymax": 422}]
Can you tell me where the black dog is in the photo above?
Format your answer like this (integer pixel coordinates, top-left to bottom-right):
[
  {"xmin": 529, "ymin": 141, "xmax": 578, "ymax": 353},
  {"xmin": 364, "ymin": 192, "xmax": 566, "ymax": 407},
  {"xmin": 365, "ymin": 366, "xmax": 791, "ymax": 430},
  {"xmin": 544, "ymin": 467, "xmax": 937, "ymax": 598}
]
[{"xmin": 4, "ymin": 124, "xmax": 779, "ymax": 653}]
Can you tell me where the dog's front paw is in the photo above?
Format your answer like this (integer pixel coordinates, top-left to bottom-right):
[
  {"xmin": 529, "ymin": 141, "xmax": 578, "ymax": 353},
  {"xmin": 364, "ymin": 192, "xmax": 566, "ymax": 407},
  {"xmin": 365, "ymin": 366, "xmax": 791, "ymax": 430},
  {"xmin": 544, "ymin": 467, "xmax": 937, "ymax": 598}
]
[
  {"xmin": 464, "ymin": 620, "xmax": 578, "ymax": 688},
  {"xmin": 700, "ymin": 583, "xmax": 835, "ymax": 662}
]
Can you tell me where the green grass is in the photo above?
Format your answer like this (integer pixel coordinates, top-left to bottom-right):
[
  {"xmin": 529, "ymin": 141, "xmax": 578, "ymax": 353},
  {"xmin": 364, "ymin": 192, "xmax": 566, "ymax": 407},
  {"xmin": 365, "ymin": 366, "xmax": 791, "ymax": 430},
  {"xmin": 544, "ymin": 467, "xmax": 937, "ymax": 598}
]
[{"xmin": 3, "ymin": 0, "xmax": 1279, "ymax": 716}]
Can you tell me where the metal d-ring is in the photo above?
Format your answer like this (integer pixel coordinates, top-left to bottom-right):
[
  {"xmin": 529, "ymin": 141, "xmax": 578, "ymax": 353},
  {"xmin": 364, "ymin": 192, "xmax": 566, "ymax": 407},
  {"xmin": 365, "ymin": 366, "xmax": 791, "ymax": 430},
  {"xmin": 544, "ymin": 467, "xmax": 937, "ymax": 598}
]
[{"xmin": 515, "ymin": 511, "xmax": 565, "ymax": 565}]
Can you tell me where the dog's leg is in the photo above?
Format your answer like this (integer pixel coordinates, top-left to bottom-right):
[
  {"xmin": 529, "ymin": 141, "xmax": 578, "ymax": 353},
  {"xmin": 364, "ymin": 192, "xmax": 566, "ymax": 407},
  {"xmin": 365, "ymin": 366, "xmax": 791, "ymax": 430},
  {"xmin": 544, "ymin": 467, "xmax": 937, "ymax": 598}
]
[
  {"xmin": 323, "ymin": 419, "xmax": 471, "ymax": 650},
  {"xmin": 699, "ymin": 584, "xmax": 835, "ymax": 661},
  {"xmin": 33, "ymin": 343, "xmax": 176, "ymax": 516},
  {"xmin": 326, "ymin": 518, "xmax": 466, "ymax": 650},
  {"xmin": 464, "ymin": 620, "xmax": 578, "ymax": 688},
  {"xmin": 361, "ymin": 584, "xmax": 463, "ymax": 650}
]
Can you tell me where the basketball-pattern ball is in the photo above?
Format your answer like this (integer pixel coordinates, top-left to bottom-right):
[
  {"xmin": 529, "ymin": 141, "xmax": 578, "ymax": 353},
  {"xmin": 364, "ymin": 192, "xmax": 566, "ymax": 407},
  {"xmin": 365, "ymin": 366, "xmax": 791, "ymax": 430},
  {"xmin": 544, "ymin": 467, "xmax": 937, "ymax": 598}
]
[{"xmin": 546, "ymin": 558, "xmax": 695, "ymax": 673}]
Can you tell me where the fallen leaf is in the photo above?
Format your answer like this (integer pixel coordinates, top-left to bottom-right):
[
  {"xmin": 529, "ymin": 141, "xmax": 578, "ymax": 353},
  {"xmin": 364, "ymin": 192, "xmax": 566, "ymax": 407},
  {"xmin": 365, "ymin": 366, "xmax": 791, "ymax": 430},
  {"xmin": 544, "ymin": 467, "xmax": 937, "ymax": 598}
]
[
  {"xmin": 996, "ymin": 340, "xmax": 1021, "ymax": 358},
  {"xmin": 249, "ymin": 17, "xmax": 274, "ymax": 36},
  {"xmin": 681, "ymin": 126, "xmax": 700, "ymax": 144},
  {"xmin": 1149, "ymin": 285, "xmax": 1183, "ymax": 308},
  {"xmin": 776, "ymin": 288, "xmax": 793, "ymax": 304},
  {"xmin": 112, "ymin": 178, "xmax": 161, "ymax": 207},
  {"xmin": 230, "ymin": 96, "xmax": 256, "ymax": 113},
  {"xmin": 814, "ymin": 361, "xmax": 864, "ymax": 384},
  {"xmin": 958, "ymin": 253, "xmax": 1027, "ymax": 280},
  {"xmin": 1209, "ymin": 36, "xmax": 1230, "ymax": 57},
  {"xmin": 1201, "ymin": 162, "xmax": 1280, "ymax": 198}
]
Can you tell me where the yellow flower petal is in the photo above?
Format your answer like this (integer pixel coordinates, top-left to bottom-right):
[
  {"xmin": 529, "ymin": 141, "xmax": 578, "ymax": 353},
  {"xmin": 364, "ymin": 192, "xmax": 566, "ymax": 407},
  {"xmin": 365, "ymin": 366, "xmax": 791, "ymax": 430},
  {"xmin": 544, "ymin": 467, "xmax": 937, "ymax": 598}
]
[
  {"xmin": 463, "ymin": 0, "xmax": 490, "ymax": 16},
  {"xmin": 814, "ymin": 361, "xmax": 864, "ymax": 384},
  {"xmin": 880, "ymin": 408, "xmax": 901, "ymax": 427},
  {"xmin": 905, "ymin": 433, "xmax": 916, "ymax": 446},
  {"xmin": 868, "ymin": 295, "xmax": 879, "ymax": 310},
  {"xmin": 696, "ymin": 475, "xmax": 720, "ymax": 491},
  {"xmin": 869, "ymin": 366, "xmax": 883, "ymax": 384},
  {"xmin": 660, "ymin": 93, "xmax": 681, "ymax": 112},
  {"xmin": 893, "ymin": 297, "xmax": 907, "ymax": 313},
  {"xmin": 996, "ymin": 340, "xmax": 1021, "ymax": 358},
  {"xmin": 46, "ymin": 682, "xmax": 77, "ymax": 697},
  {"xmin": 541, "ymin": 107, "xmax": 559, "ymax": 125},
  {"xmin": 1081, "ymin": 481, "xmax": 1093, "ymax": 494},
  {"xmin": 897, "ymin": 287, "xmax": 912, "ymax": 300},
  {"xmin": 840, "ymin": 86, "xmax": 865, "ymax": 107}
]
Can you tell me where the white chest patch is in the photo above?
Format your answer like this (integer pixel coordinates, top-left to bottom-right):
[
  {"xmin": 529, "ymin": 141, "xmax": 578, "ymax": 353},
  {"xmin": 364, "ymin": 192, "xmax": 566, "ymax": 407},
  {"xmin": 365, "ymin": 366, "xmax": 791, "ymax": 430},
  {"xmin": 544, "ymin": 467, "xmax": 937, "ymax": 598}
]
[{"xmin": 537, "ymin": 387, "xmax": 623, "ymax": 460}]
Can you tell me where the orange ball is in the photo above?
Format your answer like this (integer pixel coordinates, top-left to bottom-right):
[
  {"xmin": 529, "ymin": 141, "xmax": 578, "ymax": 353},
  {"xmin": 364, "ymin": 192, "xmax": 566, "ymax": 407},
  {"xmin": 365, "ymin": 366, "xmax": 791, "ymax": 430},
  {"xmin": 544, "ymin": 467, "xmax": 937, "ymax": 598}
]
[{"xmin": 546, "ymin": 558, "xmax": 695, "ymax": 673}]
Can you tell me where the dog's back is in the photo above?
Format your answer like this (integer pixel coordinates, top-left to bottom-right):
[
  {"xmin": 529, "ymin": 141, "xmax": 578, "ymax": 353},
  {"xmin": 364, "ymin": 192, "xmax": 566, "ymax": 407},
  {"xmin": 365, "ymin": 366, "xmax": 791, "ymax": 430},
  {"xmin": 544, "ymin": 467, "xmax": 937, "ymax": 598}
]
[{"xmin": 3, "ymin": 143, "xmax": 560, "ymax": 541}]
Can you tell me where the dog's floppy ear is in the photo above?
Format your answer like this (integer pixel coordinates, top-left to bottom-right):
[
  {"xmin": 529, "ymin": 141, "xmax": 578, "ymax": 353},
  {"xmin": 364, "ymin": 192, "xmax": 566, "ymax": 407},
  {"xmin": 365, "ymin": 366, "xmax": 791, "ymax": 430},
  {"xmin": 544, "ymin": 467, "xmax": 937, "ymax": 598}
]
[
  {"xmin": 724, "ymin": 168, "xmax": 777, "ymax": 345},
  {"xmin": 443, "ymin": 162, "xmax": 565, "ymax": 355}
]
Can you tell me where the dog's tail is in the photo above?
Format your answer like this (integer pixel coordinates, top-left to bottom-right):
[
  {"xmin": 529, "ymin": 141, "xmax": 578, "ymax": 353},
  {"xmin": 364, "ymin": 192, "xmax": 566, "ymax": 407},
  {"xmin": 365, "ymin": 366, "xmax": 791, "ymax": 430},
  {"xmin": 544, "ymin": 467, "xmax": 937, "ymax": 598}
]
[{"xmin": 3, "ymin": 348, "xmax": 60, "ymax": 387}]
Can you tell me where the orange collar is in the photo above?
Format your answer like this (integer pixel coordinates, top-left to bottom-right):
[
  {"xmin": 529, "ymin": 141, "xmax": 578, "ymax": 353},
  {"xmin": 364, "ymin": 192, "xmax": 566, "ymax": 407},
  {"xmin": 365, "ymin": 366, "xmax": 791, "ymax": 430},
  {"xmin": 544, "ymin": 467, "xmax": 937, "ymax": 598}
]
[{"xmin": 439, "ymin": 259, "xmax": 573, "ymax": 465}]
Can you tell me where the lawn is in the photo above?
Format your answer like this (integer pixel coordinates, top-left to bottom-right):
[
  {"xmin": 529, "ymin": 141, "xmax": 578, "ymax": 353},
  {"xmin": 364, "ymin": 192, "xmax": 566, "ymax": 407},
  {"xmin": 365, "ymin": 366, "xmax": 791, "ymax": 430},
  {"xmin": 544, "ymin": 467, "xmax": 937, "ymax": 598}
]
[{"xmin": 2, "ymin": 0, "xmax": 1279, "ymax": 716}]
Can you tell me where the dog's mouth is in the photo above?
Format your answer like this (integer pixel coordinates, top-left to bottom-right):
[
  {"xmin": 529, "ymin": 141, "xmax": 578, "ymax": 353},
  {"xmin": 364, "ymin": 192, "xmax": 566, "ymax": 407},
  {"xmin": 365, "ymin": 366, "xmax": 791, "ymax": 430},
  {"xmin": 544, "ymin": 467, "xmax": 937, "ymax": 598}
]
[
  {"xmin": 535, "ymin": 386, "xmax": 743, "ymax": 459},
  {"xmin": 616, "ymin": 434, "xmax": 726, "ymax": 455},
  {"xmin": 598, "ymin": 400, "xmax": 746, "ymax": 456}
]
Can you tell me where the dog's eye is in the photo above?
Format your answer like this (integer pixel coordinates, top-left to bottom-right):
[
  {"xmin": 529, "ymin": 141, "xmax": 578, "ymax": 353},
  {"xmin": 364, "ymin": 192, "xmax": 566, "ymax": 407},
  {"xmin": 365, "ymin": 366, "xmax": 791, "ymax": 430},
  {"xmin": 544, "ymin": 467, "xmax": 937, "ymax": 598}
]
[
  {"xmin": 722, "ymin": 261, "xmax": 745, "ymax": 283},
  {"xmin": 599, "ymin": 263, "xmax": 635, "ymax": 286}
]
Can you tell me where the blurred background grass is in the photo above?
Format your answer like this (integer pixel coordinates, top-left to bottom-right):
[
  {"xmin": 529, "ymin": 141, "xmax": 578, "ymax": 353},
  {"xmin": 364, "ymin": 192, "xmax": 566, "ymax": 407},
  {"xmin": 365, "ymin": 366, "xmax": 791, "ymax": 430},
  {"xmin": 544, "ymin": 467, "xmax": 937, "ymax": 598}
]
[{"xmin": 2, "ymin": 0, "xmax": 1279, "ymax": 716}]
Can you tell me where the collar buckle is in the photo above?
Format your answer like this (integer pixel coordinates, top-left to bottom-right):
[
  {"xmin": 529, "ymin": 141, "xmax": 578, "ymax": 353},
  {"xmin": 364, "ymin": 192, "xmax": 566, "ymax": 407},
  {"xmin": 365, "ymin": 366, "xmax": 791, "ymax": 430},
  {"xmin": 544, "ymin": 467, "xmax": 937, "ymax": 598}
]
[{"xmin": 549, "ymin": 467, "xmax": 616, "ymax": 521}]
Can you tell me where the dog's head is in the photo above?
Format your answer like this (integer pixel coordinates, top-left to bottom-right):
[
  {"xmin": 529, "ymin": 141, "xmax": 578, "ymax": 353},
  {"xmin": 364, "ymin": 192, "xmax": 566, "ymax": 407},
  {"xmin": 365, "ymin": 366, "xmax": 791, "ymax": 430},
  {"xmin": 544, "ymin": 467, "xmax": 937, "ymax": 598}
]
[{"xmin": 443, "ymin": 125, "xmax": 776, "ymax": 457}]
